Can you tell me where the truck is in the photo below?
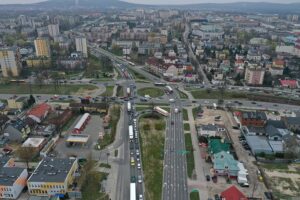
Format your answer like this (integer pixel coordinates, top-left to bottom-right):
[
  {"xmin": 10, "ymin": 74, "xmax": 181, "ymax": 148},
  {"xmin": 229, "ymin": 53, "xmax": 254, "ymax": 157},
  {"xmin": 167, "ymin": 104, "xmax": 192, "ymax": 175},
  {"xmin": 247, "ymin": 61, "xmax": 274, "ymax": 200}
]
[
  {"xmin": 130, "ymin": 183, "xmax": 136, "ymax": 200},
  {"xmin": 127, "ymin": 102, "xmax": 132, "ymax": 112},
  {"xmin": 154, "ymin": 106, "xmax": 169, "ymax": 116},
  {"xmin": 129, "ymin": 125, "xmax": 134, "ymax": 140}
]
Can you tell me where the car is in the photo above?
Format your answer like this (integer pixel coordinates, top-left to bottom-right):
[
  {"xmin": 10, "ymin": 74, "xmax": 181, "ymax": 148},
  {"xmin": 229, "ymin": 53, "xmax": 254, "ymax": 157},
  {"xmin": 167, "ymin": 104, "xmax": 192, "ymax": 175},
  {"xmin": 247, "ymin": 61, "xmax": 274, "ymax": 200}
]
[
  {"xmin": 130, "ymin": 157, "xmax": 135, "ymax": 166},
  {"xmin": 138, "ymin": 175, "xmax": 142, "ymax": 183},
  {"xmin": 273, "ymin": 104, "xmax": 278, "ymax": 107},
  {"xmin": 169, "ymin": 98, "xmax": 175, "ymax": 103},
  {"xmin": 240, "ymin": 182, "xmax": 249, "ymax": 187},
  {"xmin": 206, "ymin": 175, "xmax": 210, "ymax": 181},
  {"xmin": 131, "ymin": 176, "xmax": 136, "ymax": 183},
  {"xmin": 264, "ymin": 192, "xmax": 274, "ymax": 200},
  {"xmin": 136, "ymin": 149, "xmax": 140, "ymax": 156},
  {"xmin": 139, "ymin": 194, "xmax": 143, "ymax": 200},
  {"xmin": 251, "ymin": 101, "xmax": 256, "ymax": 104},
  {"xmin": 137, "ymin": 163, "xmax": 141, "ymax": 170},
  {"xmin": 171, "ymin": 121, "xmax": 174, "ymax": 125},
  {"xmin": 214, "ymin": 194, "xmax": 220, "ymax": 200}
]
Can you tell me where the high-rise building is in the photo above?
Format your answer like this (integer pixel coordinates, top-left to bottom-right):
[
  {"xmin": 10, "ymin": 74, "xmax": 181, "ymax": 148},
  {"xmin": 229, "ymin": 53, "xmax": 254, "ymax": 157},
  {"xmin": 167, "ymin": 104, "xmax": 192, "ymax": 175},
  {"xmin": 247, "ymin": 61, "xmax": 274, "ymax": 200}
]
[
  {"xmin": 0, "ymin": 48, "xmax": 22, "ymax": 77},
  {"xmin": 75, "ymin": 37, "xmax": 88, "ymax": 58},
  {"xmin": 34, "ymin": 38, "xmax": 51, "ymax": 58},
  {"xmin": 48, "ymin": 24, "xmax": 60, "ymax": 38}
]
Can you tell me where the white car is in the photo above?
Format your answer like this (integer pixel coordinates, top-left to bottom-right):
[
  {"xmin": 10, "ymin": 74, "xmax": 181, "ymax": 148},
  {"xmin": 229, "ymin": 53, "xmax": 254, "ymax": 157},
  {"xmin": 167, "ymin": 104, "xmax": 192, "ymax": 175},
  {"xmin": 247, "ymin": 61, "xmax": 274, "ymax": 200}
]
[
  {"xmin": 138, "ymin": 175, "xmax": 142, "ymax": 183},
  {"xmin": 136, "ymin": 149, "xmax": 140, "ymax": 156},
  {"xmin": 139, "ymin": 194, "xmax": 143, "ymax": 200},
  {"xmin": 169, "ymin": 98, "xmax": 175, "ymax": 103},
  {"xmin": 137, "ymin": 163, "xmax": 141, "ymax": 169}
]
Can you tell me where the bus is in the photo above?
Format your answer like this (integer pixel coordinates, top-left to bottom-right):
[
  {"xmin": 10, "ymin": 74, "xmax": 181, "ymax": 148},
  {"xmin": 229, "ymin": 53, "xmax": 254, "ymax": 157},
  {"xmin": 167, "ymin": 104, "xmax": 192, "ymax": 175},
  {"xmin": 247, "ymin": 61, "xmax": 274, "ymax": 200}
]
[
  {"xmin": 154, "ymin": 106, "xmax": 169, "ymax": 117},
  {"xmin": 154, "ymin": 82, "xmax": 167, "ymax": 86},
  {"xmin": 165, "ymin": 86, "xmax": 173, "ymax": 94}
]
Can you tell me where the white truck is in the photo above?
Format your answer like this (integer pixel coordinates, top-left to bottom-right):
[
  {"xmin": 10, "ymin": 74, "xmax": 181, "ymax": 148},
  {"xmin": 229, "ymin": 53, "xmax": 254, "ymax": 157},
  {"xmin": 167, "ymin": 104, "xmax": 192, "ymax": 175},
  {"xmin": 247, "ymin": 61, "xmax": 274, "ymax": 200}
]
[
  {"xmin": 127, "ymin": 102, "xmax": 132, "ymax": 112},
  {"xmin": 174, "ymin": 108, "xmax": 179, "ymax": 113},
  {"xmin": 129, "ymin": 125, "xmax": 134, "ymax": 140},
  {"xmin": 130, "ymin": 183, "xmax": 136, "ymax": 200}
]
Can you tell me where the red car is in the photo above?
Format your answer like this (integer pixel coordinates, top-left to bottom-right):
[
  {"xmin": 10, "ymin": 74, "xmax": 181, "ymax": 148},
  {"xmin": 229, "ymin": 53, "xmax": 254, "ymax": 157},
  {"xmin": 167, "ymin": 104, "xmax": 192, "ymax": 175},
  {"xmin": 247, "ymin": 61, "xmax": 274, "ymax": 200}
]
[{"xmin": 3, "ymin": 146, "xmax": 13, "ymax": 155}]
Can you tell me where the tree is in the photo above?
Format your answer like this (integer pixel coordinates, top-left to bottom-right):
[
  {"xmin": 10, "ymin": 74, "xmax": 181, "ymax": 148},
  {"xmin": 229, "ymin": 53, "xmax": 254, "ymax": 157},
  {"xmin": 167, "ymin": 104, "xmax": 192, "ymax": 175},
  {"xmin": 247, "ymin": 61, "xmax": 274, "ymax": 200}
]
[
  {"xmin": 16, "ymin": 147, "xmax": 37, "ymax": 169},
  {"xmin": 27, "ymin": 95, "xmax": 36, "ymax": 106}
]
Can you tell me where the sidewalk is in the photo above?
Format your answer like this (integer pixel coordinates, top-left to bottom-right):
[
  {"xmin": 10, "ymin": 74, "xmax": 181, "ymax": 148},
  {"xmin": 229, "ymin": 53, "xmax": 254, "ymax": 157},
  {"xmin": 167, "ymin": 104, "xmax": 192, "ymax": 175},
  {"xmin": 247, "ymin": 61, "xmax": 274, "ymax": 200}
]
[{"xmin": 186, "ymin": 106, "xmax": 208, "ymax": 200}]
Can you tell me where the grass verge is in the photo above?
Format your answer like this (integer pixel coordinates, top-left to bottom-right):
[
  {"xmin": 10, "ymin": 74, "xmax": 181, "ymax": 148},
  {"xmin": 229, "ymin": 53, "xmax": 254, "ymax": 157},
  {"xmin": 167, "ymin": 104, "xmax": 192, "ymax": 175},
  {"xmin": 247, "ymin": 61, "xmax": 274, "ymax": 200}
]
[
  {"xmin": 102, "ymin": 86, "xmax": 114, "ymax": 97},
  {"xmin": 99, "ymin": 105, "xmax": 120, "ymax": 149},
  {"xmin": 184, "ymin": 123, "xmax": 190, "ymax": 131},
  {"xmin": 190, "ymin": 191, "xmax": 200, "ymax": 200},
  {"xmin": 0, "ymin": 83, "xmax": 97, "ymax": 94},
  {"xmin": 139, "ymin": 113, "xmax": 165, "ymax": 200},
  {"xmin": 137, "ymin": 87, "xmax": 164, "ymax": 98},
  {"xmin": 99, "ymin": 163, "xmax": 111, "ymax": 168},
  {"xmin": 177, "ymin": 89, "xmax": 188, "ymax": 99},
  {"xmin": 185, "ymin": 133, "xmax": 195, "ymax": 179},
  {"xmin": 183, "ymin": 109, "xmax": 188, "ymax": 121}
]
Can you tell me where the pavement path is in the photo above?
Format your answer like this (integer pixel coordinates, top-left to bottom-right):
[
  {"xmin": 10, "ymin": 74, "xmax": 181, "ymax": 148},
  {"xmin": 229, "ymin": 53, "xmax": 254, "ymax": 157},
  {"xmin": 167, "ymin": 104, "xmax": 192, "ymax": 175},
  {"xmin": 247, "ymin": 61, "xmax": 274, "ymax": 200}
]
[{"xmin": 186, "ymin": 106, "xmax": 209, "ymax": 200}]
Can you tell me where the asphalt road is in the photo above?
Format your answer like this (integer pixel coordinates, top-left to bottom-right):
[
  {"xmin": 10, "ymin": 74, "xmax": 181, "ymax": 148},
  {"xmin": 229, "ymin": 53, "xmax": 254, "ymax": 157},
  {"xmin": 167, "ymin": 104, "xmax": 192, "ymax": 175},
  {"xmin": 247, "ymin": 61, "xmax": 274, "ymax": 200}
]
[{"xmin": 162, "ymin": 91, "xmax": 189, "ymax": 200}]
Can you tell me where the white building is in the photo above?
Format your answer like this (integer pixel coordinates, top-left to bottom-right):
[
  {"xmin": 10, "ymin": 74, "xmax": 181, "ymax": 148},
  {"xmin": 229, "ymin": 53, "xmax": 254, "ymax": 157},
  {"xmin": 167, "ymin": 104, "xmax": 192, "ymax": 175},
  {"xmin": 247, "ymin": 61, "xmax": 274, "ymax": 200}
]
[
  {"xmin": 48, "ymin": 24, "xmax": 60, "ymax": 38},
  {"xmin": 75, "ymin": 37, "xmax": 88, "ymax": 58},
  {"xmin": 0, "ymin": 157, "xmax": 28, "ymax": 199}
]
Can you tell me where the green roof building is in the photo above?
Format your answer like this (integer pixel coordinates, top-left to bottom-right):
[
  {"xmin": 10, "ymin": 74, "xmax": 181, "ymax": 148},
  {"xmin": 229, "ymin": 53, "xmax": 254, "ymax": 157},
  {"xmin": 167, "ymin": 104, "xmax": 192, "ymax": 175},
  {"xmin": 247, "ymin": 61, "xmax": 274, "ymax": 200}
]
[
  {"xmin": 208, "ymin": 138, "xmax": 231, "ymax": 155},
  {"xmin": 213, "ymin": 151, "xmax": 239, "ymax": 177}
]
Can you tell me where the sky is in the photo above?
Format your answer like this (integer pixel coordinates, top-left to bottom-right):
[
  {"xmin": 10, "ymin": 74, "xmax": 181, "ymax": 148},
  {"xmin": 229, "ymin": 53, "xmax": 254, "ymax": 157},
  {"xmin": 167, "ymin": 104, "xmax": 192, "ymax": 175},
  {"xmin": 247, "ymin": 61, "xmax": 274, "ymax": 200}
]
[{"xmin": 0, "ymin": 0, "xmax": 299, "ymax": 4}]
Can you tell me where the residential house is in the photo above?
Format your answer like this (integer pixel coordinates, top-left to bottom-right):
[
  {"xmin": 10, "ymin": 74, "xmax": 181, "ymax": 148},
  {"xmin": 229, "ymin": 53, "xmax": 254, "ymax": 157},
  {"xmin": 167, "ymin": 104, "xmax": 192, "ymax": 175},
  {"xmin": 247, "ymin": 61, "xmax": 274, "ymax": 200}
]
[
  {"xmin": 282, "ymin": 116, "xmax": 300, "ymax": 132},
  {"xmin": 27, "ymin": 103, "xmax": 51, "ymax": 123},
  {"xmin": 220, "ymin": 185, "xmax": 248, "ymax": 200},
  {"xmin": 279, "ymin": 79, "xmax": 298, "ymax": 89},
  {"xmin": 198, "ymin": 124, "xmax": 225, "ymax": 137},
  {"xmin": 3, "ymin": 118, "xmax": 32, "ymax": 142},
  {"xmin": 0, "ymin": 157, "xmax": 28, "ymax": 199},
  {"xmin": 7, "ymin": 96, "xmax": 29, "ymax": 110},
  {"xmin": 0, "ymin": 114, "xmax": 9, "ymax": 131},
  {"xmin": 208, "ymin": 138, "xmax": 231, "ymax": 155},
  {"xmin": 212, "ymin": 151, "xmax": 239, "ymax": 177},
  {"xmin": 239, "ymin": 111, "xmax": 267, "ymax": 127},
  {"xmin": 27, "ymin": 157, "xmax": 78, "ymax": 197}
]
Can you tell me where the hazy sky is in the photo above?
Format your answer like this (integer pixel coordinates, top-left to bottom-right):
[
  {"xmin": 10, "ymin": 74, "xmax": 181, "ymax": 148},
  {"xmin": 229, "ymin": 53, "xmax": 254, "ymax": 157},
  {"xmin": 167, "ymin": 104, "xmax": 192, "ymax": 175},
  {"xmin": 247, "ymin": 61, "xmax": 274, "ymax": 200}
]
[{"xmin": 0, "ymin": 0, "xmax": 299, "ymax": 4}]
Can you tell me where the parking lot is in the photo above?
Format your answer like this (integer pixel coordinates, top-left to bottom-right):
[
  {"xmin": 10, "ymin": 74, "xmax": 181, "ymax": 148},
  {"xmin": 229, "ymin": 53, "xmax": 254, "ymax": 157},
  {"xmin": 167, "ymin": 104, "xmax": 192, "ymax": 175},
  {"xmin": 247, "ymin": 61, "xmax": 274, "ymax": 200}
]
[
  {"xmin": 54, "ymin": 114, "xmax": 104, "ymax": 159},
  {"xmin": 195, "ymin": 108, "xmax": 266, "ymax": 198}
]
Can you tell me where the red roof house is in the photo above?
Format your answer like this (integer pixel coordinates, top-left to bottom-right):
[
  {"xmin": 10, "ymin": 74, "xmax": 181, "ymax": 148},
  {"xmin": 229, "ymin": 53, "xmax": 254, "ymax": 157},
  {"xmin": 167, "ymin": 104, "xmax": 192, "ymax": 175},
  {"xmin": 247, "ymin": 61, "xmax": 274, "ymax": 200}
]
[
  {"xmin": 220, "ymin": 185, "xmax": 248, "ymax": 200},
  {"xmin": 279, "ymin": 79, "xmax": 298, "ymax": 89},
  {"xmin": 27, "ymin": 103, "xmax": 51, "ymax": 123}
]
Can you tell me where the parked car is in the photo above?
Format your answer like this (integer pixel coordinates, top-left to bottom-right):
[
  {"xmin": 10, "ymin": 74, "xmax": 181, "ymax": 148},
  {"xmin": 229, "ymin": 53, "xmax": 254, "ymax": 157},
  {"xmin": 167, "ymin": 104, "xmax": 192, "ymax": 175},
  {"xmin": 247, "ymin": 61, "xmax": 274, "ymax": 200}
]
[
  {"xmin": 131, "ymin": 176, "xmax": 136, "ymax": 183},
  {"xmin": 138, "ymin": 175, "xmax": 142, "ymax": 183},
  {"xmin": 206, "ymin": 175, "xmax": 210, "ymax": 181}
]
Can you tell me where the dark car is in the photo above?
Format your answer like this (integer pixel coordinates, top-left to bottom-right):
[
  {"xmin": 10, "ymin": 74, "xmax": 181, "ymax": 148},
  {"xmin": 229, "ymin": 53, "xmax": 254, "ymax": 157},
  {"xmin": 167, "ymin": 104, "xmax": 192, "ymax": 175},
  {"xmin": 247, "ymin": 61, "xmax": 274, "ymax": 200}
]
[
  {"xmin": 131, "ymin": 176, "xmax": 136, "ymax": 183},
  {"xmin": 171, "ymin": 121, "xmax": 174, "ymax": 125},
  {"xmin": 214, "ymin": 194, "xmax": 220, "ymax": 200},
  {"xmin": 206, "ymin": 175, "xmax": 210, "ymax": 181},
  {"xmin": 264, "ymin": 192, "xmax": 274, "ymax": 200}
]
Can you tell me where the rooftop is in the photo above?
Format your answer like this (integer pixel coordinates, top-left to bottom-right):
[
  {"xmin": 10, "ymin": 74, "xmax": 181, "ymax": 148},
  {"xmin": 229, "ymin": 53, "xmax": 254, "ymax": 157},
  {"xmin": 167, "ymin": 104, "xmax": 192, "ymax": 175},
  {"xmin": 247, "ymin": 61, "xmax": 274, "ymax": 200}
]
[
  {"xmin": 0, "ymin": 167, "xmax": 26, "ymax": 186},
  {"xmin": 28, "ymin": 157, "xmax": 77, "ymax": 183},
  {"xmin": 245, "ymin": 135, "xmax": 272, "ymax": 153},
  {"xmin": 242, "ymin": 111, "xmax": 267, "ymax": 120},
  {"xmin": 213, "ymin": 151, "xmax": 239, "ymax": 171},
  {"xmin": 208, "ymin": 138, "xmax": 231, "ymax": 155},
  {"xmin": 285, "ymin": 117, "xmax": 300, "ymax": 125},
  {"xmin": 221, "ymin": 185, "xmax": 248, "ymax": 200},
  {"xmin": 22, "ymin": 137, "xmax": 46, "ymax": 148},
  {"xmin": 27, "ymin": 103, "xmax": 51, "ymax": 119}
]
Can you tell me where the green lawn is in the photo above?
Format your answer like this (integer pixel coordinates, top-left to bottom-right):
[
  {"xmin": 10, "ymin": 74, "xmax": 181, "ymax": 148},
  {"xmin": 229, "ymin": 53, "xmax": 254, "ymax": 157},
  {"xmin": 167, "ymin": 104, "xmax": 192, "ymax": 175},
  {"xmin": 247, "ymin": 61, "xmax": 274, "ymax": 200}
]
[
  {"xmin": 184, "ymin": 123, "xmax": 190, "ymax": 131},
  {"xmin": 102, "ymin": 86, "xmax": 114, "ymax": 97},
  {"xmin": 99, "ymin": 163, "xmax": 111, "ymax": 168},
  {"xmin": 177, "ymin": 89, "xmax": 188, "ymax": 99},
  {"xmin": 116, "ymin": 85, "xmax": 124, "ymax": 97},
  {"xmin": 137, "ymin": 87, "xmax": 164, "ymax": 98},
  {"xmin": 81, "ymin": 171, "xmax": 109, "ymax": 200},
  {"xmin": 0, "ymin": 83, "xmax": 98, "ymax": 95},
  {"xmin": 190, "ymin": 191, "xmax": 200, "ymax": 200},
  {"xmin": 190, "ymin": 89, "xmax": 248, "ymax": 99},
  {"xmin": 140, "ymin": 115, "xmax": 165, "ymax": 200},
  {"xmin": 99, "ymin": 105, "xmax": 120, "ymax": 149},
  {"xmin": 185, "ymin": 133, "xmax": 195, "ymax": 179},
  {"xmin": 183, "ymin": 109, "xmax": 189, "ymax": 121}
]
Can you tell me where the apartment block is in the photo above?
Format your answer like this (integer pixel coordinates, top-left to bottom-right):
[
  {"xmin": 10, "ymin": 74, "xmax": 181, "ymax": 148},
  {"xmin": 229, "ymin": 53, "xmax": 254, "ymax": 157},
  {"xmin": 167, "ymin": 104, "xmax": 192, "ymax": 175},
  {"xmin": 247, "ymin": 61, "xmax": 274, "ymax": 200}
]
[
  {"xmin": 0, "ymin": 48, "xmax": 21, "ymax": 77},
  {"xmin": 34, "ymin": 38, "xmax": 51, "ymax": 58}
]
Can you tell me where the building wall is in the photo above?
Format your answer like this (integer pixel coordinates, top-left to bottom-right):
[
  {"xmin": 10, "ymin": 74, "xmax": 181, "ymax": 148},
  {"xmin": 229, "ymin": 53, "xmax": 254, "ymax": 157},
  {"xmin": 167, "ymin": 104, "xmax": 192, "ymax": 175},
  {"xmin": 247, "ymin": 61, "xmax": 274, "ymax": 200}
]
[
  {"xmin": 26, "ymin": 58, "xmax": 51, "ymax": 68},
  {"xmin": 48, "ymin": 24, "xmax": 59, "ymax": 38},
  {"xmin": 240, "ymin": 118, "xmax": 266, "ymax": 127},
  {"xmin": 75, "ymin": 37, "xmax": 88, "ymax": 58},
  {"xmin": 0, "ymin": 169, "xmax": 28, "ymax": 199},
  {"xmin": 0, "ymin": 49, "xmax": 21, "ymax": 77},
  {"xmin": 245, "ymin": 67, "xmax": 265, "ymax": 85},
  {"xmin": 7, "ymin": 99, "xmax": 24, "ymax": 110},
  {"xmin": 34, "ymin": 38, "xmax": 51, "ymax": 58}
]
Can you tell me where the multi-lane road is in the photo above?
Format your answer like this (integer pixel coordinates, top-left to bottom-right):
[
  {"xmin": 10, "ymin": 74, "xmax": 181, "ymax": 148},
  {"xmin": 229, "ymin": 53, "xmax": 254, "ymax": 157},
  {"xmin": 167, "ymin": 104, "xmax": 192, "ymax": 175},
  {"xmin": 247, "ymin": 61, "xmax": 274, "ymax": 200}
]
[{"xmin": 162, "ymin": 90, "xmax": 189, "ymax": 200}]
